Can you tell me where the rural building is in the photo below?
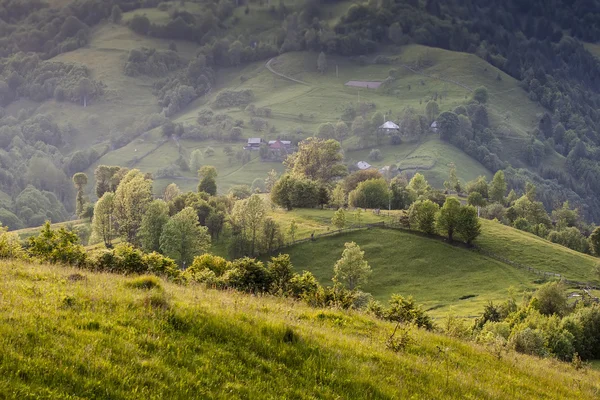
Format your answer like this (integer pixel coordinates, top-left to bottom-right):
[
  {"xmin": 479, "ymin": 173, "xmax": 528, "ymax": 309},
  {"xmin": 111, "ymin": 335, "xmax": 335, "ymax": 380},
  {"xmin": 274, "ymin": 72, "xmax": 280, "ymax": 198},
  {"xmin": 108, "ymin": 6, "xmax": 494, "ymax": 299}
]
[
  {"xmin": 430, "ymin": 121, "xmax": 438, "ymax": 133},
  {"xmin": 357, "ymin": 161, "xmax": 372, "ymax": 170},
  {"xmin": 268, "ymin": 140, "xmax": 292, "ymax": 150},
  {"xmin": 246, "ymin": 137, "xmax": 262, "ymax": 150},
  {"xmin": 344, "ymin": 80, "xmax": 382, "ymax": 89},
  {"xmin": 378, "ymin": 121, "xmax": 400, "ymax": 135}
]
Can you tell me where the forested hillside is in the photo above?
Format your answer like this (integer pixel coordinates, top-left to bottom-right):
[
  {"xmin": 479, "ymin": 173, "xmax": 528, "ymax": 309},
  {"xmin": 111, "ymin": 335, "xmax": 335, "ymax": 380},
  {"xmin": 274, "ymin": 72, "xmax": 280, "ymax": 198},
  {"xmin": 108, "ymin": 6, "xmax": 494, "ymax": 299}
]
[{"xmin": 0, "ymin": 0, "xmax": 600, "ymax": 228}]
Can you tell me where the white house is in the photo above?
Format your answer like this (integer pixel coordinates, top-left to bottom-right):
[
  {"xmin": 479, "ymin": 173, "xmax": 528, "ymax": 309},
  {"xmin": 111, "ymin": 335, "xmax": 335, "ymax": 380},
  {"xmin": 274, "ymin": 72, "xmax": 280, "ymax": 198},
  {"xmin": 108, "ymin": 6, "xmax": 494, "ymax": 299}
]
[
  {"xmin": 357, "ymin": 161, "xmax": 372, "ymax": 170},
  {"xmin": 379, "ymin": 121, "xmax": 400, "ymax": 135}
]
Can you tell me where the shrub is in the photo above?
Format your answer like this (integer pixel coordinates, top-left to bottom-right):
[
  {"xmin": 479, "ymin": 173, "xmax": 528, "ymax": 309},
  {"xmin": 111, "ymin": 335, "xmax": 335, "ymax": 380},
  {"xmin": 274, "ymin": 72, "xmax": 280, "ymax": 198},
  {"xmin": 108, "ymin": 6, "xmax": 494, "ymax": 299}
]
[
  {"xmin": 368, "ymin": 149, "xmax": 382, "ymax": 161},
  {"xmin": 126, "ymin": 276, "xmax": 162, "ymax": 290},
  {"xmin": 214, "ymin": 89, "xmax": 254, "ymax": 108},
  {"xmin": 0, "ymin": 229, "xmax": 26, "ymax": 260},
  {"xmin": 112, "ymin": 243, "xmax": 146, "ymax": 274},
  {"xmin": 143, "ymin": 252, "xmax": 180, "ymax": 279},
  {"xmin": 509, "ymin": 327, "xmax": 547, "ymax": 357},
  {"xmin": 28, "ymin": 222, "xmax": 86, "ymax": 266},
  {"xmin": 384, "ymin": 294, "xmax": 434, "ymax": 330},
  {"xmin": 226, "ymin": 257, "xmax": 272, "ymax": 293},
  {"xmin": 188, "ymin": 254, "xmax": 230, "ymax": 276},
  {"xmin": 289, "ymin": 271, "xmax": 320, "ymax": 299}
]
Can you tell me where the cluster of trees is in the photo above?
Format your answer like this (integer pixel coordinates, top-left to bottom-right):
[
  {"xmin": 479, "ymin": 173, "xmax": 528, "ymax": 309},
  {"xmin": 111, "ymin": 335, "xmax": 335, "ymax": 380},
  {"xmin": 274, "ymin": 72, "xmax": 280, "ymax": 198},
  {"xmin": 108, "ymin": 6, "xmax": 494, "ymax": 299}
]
[
  {"xmin": 271, "ymin": 138, "xmax": 346, "ymax": 210},
  {"xmin": 152, "ymin": 53, "xmax": 215, "ymax": 117},
  {"xmin": 457, "ymin": 170, "xmax": 600, "ymax": 256},
  {"xmin": 124, "ymin": 47, "xmax": 187, "ymax": 77},
  {"xmin": 88, "ymin": 166, "xmax": 230, "ymax": 267},
  {"xmin": 468, "ymin": 282, "xmax": 600, "ymax": 362}
]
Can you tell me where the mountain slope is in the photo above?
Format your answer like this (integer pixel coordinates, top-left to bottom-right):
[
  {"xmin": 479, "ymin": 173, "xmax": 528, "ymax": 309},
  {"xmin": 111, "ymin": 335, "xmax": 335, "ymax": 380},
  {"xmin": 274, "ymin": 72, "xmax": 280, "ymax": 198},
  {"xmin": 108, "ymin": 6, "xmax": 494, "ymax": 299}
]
[{"xmin": 1, "ymin": 260, "xmax": 599, "ymax": 399}]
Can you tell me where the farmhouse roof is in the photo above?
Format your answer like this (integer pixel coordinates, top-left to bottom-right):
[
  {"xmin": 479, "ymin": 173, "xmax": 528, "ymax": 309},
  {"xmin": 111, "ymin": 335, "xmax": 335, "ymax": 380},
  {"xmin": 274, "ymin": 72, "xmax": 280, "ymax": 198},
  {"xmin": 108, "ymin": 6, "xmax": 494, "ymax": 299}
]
[
  {"xmin": 247, "ymin": 137, "xmax": 262, "ymax": 144},
  {"xmin": 380, "ymin": 121, "xmax": 400, "ymax": 130},
  {"xmin": 268, "ymin": 140, "xmax": 291, "ymax": 145},
  {"xmin": 357, "ymin": 161, "xmax": 372, "ymax": 170}
]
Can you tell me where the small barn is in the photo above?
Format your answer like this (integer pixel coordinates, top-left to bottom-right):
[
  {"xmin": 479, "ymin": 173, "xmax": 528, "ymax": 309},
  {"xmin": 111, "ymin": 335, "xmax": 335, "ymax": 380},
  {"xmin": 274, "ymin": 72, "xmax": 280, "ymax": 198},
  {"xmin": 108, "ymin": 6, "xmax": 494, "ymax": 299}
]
[
  {"xmin": 246, "ymin": 137, "xmax": 262, "ymax": 149},
  {"xmin": 379, "ymin": 121, "xmax": 400, "ymax": 135}
]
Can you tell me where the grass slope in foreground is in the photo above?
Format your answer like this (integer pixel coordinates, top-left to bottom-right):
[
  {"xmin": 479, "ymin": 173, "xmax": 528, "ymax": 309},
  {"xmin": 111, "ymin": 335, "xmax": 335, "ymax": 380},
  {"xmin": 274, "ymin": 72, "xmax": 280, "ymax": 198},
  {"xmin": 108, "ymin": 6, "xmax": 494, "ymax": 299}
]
[
  {"xmin": 1, "ymin": 261, "xmax": 599, "ymax": 399},
  {"xmin": 283, "ymin": 228, "xmax": 538, "ymax": 318}
]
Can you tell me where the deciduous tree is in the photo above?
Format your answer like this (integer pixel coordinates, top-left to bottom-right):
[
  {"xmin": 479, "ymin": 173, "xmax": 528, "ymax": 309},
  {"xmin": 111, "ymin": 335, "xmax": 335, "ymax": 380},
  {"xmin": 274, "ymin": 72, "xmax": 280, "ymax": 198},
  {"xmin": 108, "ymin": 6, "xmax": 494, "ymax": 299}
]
[
  {"xmin": 160, "ymin": 207, "xmax": 210, "ymax": 268},
  {"xmin": 436, "ymin": 197, "xmax": 461, "ymax": 241},
  {"xmin": 333, "ymin": 242, "xmax": 371, "ymax": 290},
  {"xmin": 139, "ymin": 200, "xmax": 169, "ymax": 253},
  {"xmin": 91, "ymin": 192, "xmax": 115, "ymax": 248}
]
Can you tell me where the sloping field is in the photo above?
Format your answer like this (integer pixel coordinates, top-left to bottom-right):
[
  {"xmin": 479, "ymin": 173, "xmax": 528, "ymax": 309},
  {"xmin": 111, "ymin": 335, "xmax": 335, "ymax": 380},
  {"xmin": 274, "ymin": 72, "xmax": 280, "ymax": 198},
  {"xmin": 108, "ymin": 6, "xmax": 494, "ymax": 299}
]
[
  {"xmin": 1, "ymin": 260, "xmax": 598, "ymax": 399},
  {"xmin": 284, "ymin": 228, "xmax": 538, "ymax": 318}
]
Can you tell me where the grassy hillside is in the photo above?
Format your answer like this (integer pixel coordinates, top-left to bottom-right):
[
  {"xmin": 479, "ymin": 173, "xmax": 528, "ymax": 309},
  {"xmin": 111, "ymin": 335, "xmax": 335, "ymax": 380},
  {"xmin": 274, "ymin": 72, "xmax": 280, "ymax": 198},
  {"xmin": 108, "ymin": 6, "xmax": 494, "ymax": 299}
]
[
  {"xmin": 475, "ymin": 219, "xmax": 599, "ymax": 283},
  {"xmin": 282, "ymin": 228, "xmax": 538, "ymax": 318},
  {"xmin": 1, "ymin": 260, "xmax": 599, "ymax": 399},
  {"xmin": 36, "ymin": 17, "xmax": 548, "ymax": 195}
]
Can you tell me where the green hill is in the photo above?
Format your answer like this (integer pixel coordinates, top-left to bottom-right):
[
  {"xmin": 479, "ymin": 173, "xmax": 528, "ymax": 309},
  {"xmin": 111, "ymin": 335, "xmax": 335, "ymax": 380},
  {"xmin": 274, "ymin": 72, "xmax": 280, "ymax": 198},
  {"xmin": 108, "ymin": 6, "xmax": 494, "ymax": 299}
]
[
  {"xmin": 282, "ymin": 227, "xmax": 538, "ymax": 318},
  {"xmin": 1, "ymin": 259, "xmax": 599, "ymax": 399}
]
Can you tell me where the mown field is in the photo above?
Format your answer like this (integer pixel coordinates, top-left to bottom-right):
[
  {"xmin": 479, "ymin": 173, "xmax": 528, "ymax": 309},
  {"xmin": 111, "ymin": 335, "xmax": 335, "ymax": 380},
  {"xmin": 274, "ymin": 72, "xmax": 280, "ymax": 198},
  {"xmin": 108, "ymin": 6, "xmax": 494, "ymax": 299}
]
[{"xmin": 1, "ymin": 260, "xmax": 599, "ymax": 399}]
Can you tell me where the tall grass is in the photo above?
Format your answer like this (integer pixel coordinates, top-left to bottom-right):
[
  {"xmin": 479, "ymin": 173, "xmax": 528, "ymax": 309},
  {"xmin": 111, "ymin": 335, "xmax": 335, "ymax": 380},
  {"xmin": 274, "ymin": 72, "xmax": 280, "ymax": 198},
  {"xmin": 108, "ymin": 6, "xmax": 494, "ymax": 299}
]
[{"xmin": 1, "ymin": 260, "xmax": 598, "ymax": 399}]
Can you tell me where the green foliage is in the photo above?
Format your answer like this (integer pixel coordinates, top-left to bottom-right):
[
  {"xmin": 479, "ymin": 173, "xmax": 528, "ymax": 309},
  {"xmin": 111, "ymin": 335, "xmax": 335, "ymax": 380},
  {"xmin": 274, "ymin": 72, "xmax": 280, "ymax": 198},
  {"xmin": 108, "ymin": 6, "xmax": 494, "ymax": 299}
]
[
  {"xmin": 198, "ymin": 176, "xmax": 217, "ymax": 196},
  {"xmin": 383, "ymin": 294, "xmax": 434, "ymax": 330},
  {"xmin": 348, "ymin": 178, "xmax": 390, "ymax": 209},
  {"xmin": 271, "ymin": 175, "xmax": 320, "ymax": 210},
  {"xmin": 268, "ymin": 254, "xmax": 295, "ymax": 294},
  {"xmin": 227, "ymin": 257, "xmax": 272, "ymax": 293},
  {"xmin": 229, "ymin": 185, "xmax": 252, "ymax": 199},
  {"xmin": 284, "ymin": 138, "xmax": 346, "ymax": 184},
  {"xmin": 407, "ymin": 173, "xmax": 430, "ymax": 197},
  {"xmin": 125, "ymin": 276, "xmax": 162, "ymax": 290},
  {"xmin": 114, "ymin": 170, "xmax": 153, "ymax": 244},
  {"xmin": 289, "ymin": 270, "xmax": 320, "ymax": 299},
  {"xmin": 408, "ymin": 200, "xmax": 439, "ymax": 234},
  {"xmin": 160, "ymin": 207, "xmax": 211, "ymax": 268},
  {"xmin": 28, "ymin": 222, "xmax": 86, "ymax": 266},
  {"xmin": 139, "ymin": 200, "xmax": 169, "ymax": 253},
  {"xmin": 467, "ymin": 192, "xmax": 487, "ymax": 208},
  {"xmin": 472, "ymin": 86, "xmax": 489, "ymax": 104},
  {"xmin": 437, "ymin": 111, "xmax": 460, "ymax": 141},
  {"xmin": 0, "ymin": 229, "xmax": 26, "ymax": 260},
  {"xmin": 188, "ymin": 253, "xmax": 231, "ymax": 277},
  {"xmin": 588, "ymin": 227, "xmax": 600, "ymax": 256},
  {"xmin": 547, "ymin": 227, "xmax": 589, "ymax": 254},
  {"xmin": 333, "ymin": 242, "xmax": 372, "ymax": 291},
  {"xmin": 456, "ymin": 205, "xmax": 481, "ymax": 245},
  {"xmin": 214, "ymin": 89, "xmax": 254, "ymax": 108},
  {"xmin": 436, "ymin": 197, "xmax": 462, "ymax": 241},
  {"xmin": 331, "ymin": 208, "xmax": 347, "ymax": 230},
  {"xmin": 489, "ymin": 171, "xmax": 507, "ymax": 204},
  {"xmin": 91, "ymin": 192, "xmax": 115, "ymax": 248}
]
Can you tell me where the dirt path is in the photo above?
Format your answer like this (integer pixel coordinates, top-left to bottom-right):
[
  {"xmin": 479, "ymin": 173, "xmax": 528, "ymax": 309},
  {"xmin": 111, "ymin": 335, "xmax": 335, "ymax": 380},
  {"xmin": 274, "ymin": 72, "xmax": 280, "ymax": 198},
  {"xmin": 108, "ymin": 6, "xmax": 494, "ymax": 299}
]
[{"xmin": 265, "ymin": 58, "xmax": 311, "ymax": 86}]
